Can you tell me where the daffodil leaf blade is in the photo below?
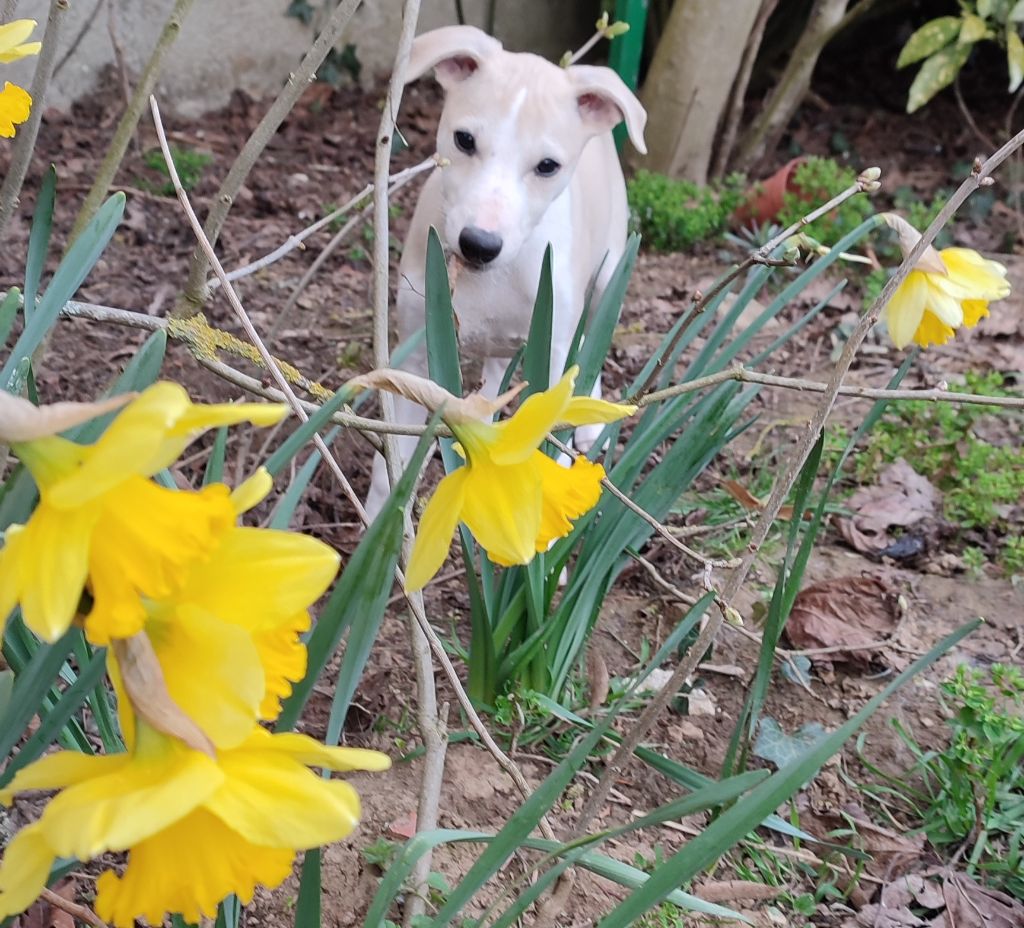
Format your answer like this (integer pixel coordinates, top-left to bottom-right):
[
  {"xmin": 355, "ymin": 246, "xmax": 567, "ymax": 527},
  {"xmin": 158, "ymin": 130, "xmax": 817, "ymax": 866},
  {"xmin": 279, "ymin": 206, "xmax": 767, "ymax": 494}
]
[
  {"xmin": 1, "ymin": 192, "xmax": 125, "ymax": 386},
  {"xmin": 269, "ymin": 427, "xmax": 340, "ymax": 530},
  {"xmin": 896, "ymin": 15, "xmax": 960, "ymax": 68},
  {"xmin": 0, "ymin": 287, "xmax": 21, "ymax": 348},
  {"xmin": 598, "ymin": 620, "xmax": 979, "ymax": 928},
  {"xmin": 906, "ymin": 42, "xmax": 972, "ymax": 113},
  {"xmin": 521, "ymin": 244, "xmax": 554, "ymax": 397},
  {"xmin": 295, "ymin": 849, "xmax": 321, "ymax": 928},
  {"xmin": 425, "ymin": 225, "xmax": 463, "ymax": 395},
  {"xmin": 263, "ymin": 386, "xmax": 356, "ymax": 477},
  {"xmin": 24, "ymin": 165, "xmax": 57, "ymax": 320}
]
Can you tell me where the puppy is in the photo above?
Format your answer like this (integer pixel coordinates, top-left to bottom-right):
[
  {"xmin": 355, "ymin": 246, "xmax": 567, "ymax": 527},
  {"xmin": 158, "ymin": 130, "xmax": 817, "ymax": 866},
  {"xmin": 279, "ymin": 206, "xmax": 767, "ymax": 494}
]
[{"xmin": 366, "ymin": 25, "xmax": 647, "ymax": 517}]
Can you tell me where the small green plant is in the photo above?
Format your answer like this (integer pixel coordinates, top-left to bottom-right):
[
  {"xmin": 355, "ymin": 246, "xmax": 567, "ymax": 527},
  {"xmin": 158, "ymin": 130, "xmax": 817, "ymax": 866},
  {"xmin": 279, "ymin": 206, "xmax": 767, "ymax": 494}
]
[
  {"xmin": 853, "ymin": 371, "xmax": 1024, "ymax": 570},
  {"xmin": 627, "ymin": 170, "xmax": 746, "ymax": 251},
  {"xmin": 141, "ymin": 145, "xmax": 212, "ymax": 196},
  {"xmin": 775, "ymin": 157, "xmax": 874, "ymax": 247},
  {"xmin": 866, "ymin": 664, "xmax": 1024, "ymax": 896},
  {"xmin": 897, "ymin": 2, "xmax": 1024, "ymax": 112}
]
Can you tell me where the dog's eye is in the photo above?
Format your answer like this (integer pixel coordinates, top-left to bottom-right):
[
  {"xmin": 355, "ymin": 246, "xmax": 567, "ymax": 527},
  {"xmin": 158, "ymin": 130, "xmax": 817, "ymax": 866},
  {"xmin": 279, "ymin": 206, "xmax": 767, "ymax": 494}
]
[
  {"xmin": 454, "ymin": 130, "xmax": 476, "ymax": 154},
  {"xmin": 535, "ymin": 158, "xmax": 561, "ymax": 177}
]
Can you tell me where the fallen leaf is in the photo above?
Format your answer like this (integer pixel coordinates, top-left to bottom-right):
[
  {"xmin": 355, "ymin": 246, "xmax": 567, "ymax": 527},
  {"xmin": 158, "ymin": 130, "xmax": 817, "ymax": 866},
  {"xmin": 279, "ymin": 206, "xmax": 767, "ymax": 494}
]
[
  {"xmin": 838, "ymin": 459, "xmax": 940, "ymax": 556},
  {"xmin": 586, "ymin": 646, "xmax": 610, "ymax": 710},
  {"xmin": 387, "ymin": 811, "xmax": 418, "ymax": 839},
  {"xmin": 785, "ymin": 575, "xmax": 901, "ymax": 666},
  {"xmin": 722, "ymin": 479, "xmax": 796, "ymax": 521},
  {"xmin": 856, "ymin": 903, "xmax": 926, "ymax": 927},
  {"xmin": 941, "ymin": 872, "xmax": 1024, "ymax": 928}
]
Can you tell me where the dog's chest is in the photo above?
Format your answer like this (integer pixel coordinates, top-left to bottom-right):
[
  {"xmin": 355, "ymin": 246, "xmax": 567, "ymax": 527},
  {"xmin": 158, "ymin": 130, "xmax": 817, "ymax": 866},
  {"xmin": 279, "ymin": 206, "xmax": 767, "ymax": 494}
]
[{"xmin": 452, "ymin": 269, "xmax": 536, "ymax": 358}]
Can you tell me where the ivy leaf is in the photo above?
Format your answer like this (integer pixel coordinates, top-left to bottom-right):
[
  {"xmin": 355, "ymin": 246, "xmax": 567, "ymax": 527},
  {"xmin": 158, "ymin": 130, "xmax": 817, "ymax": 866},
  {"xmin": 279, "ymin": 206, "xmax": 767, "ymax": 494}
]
[
  {"xmin": 959, "ymin": 13, "xmax": 992, "ymax": 44},
  {"xmin": 753, "ymin": 718, "xmax": 829, "ymax": 770},
  {"xmin": 1009, "ymin": 28, "xmax": 1024, "ymax": 92},
  {"xmin": 897, "ymin": 16, "xmax": 961, "ymax": 68},
  {"xmin": 907, "ymin": 43, "xmax": 972, "ymax": 113},
  {"xmin": 286, "ymin": 0, "xmax": 314, "ymax": 25}
]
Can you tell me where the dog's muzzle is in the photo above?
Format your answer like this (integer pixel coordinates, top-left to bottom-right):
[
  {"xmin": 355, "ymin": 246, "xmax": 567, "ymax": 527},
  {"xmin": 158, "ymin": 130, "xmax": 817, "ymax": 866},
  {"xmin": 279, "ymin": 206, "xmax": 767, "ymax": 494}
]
[{"xmin": 458, "ymin": 226, "xmax": 503, "ymax": 266}]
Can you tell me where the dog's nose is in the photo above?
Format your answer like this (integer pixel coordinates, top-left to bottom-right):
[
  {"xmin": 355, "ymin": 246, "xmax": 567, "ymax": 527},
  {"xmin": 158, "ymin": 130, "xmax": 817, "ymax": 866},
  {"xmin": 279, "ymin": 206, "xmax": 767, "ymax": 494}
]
[{"xmin": 458, "ymin": 226, "xmax": 503, "ymax": 265}]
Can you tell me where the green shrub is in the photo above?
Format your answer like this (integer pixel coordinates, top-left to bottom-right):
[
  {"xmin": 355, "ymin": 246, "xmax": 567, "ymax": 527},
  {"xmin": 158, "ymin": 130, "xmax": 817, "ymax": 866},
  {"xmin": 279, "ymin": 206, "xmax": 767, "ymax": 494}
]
[
  {"xmin": 776, "ymin": 156, "xmax": 874, "ymax": 246},
  {"xmin": 628, "ymin": 170, "xmax": 746, "ymax": 252},
  {"xmin": 141, "ymin": 145, "xmax": 212, "ymax": 196}
]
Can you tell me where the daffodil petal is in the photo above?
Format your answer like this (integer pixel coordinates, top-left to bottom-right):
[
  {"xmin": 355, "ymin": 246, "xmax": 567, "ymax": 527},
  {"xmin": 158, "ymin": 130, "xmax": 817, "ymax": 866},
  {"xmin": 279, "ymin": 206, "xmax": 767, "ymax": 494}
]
[
  {"xmin": 141, "ymin": 602, "xmax": 264, "ymax": 749},
  {"xmin": 205, "ymin": 741, "xmax": 365, "ymax": 848},
  {"xmin": 0, "ymin": 20, "xmax": 38, "ymax": 57},
  {"xmin": 0, "ymin": 826, "xmax": 53, "ymax": 920},
  {"xmin": 534, "ymin": 453, "xmax": 605, "ymax": 550},
  {"xmin": 0, "ymin": 82, "xmax": 31, "ymax": 137},
  {"xmin": 252, "ymin": 729, "xmax": 392, "ymax": 772},
  {"xmin": 924, "ymin": 281, "xmax": 965, "ymax": 328},
  {"xmin": 13, "ymin": 501, "xmax": 98, "ymax": 643},
  {"xmin": 37, "ymin": 732, "xmax": 222, "ymax": 860},
  {"xmin": 405, "ymin": 468, "xmax": 467, "ymax": 591},
  {"xmin": 231, "ymin": 467, "xmax": 274, "ymax": 514},
  {"xmin": 0, "ymin": 751, "xmax": 128, "ymax": 806},
  {"xmin": 490, "ymin": 368, "xmax": 577, "ymax": 466},
  {"xmin": 884, "ymin": 271, "xmax": 928, "ymax": 350},
  {"xmin": 460, "ymin": 460, "xmax": 541, "ymax": 566},
  {"xmin": 561, "ymin": 396, "xmax": 637, "ymax": 426},
  {"xmin": 940, "ymin": 248, "xmax": 1011, "ymax": 299}
]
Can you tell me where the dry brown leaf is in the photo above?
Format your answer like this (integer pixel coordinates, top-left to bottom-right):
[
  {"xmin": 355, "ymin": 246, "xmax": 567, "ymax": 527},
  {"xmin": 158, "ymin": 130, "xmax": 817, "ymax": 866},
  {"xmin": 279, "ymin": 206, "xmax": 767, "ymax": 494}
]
[
  {"xmin": 112, "ymin": 634, "xmax": 215, "ymax": 756},
  {"xmin": 348, "ymin": 368, "xmax": 526, "ymax": 424},
  {"xmin": 0, "ymin": 392, "xmax": 133, "ymax": 442},
  {"xmin": 838, "ymin": 459, "xmax": 940, "ymax": 555},
  {"xmin": 693, "ymin": 879, "xmax": 785, "ymax": 903},
  {"xmin": 586, "ymin": 646, "xmax": 610, "ymax": 710},
  {"xmin": 941, "ymin": 873, "xmax": 1024, "ymax": 928},
  {"xmin": 722, "ymin": 479, "xmax": 795, "ymax": 521},
  {"xmin": 785, "ymin": 575, "xmax": 901, "ymax": 665}
]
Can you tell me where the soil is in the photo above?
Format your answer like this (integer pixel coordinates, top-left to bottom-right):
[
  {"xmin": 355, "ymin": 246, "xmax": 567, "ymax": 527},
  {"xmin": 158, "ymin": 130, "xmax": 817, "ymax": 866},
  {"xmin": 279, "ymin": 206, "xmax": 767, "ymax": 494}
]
[{"xmin": 2, "ymin": 34, "xmax": 1023, "ymax": 928}]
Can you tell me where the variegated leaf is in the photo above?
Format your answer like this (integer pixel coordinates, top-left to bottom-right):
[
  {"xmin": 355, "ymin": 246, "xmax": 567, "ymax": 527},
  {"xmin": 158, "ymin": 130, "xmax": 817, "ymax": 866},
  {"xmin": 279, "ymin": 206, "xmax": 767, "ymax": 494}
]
[
  {"xmin": 1011, "ymin": 0, "xmax": 1024, "ymax": 22},
  {"xmin": 897, "ymin": 16, "xmax": 961, "ymax": 68},
  {"xmin": 959, "ymin": 13, "xmax": 992, "ymax": 43},
  {"xmin": 907, "ymin": 42, "xmax": 972, "ymax": 113},
  {"xmin": 1009, "ymin": 28, "xmax": 1024, "ymax": 92}
]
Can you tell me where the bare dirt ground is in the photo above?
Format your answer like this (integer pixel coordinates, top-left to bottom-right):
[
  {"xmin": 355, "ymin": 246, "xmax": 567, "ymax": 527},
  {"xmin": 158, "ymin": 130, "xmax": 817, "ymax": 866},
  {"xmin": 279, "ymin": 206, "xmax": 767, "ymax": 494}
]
[{"xmin": 2, "ymin": 42, "xmax": 1023, "ymax": 928}]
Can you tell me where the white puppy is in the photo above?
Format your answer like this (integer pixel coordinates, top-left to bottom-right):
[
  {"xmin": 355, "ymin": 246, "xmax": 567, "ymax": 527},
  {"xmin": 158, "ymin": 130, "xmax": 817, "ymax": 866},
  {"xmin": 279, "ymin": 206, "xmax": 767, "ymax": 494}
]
[{"xmin": 366, "ymin": 25, "xmax": 647, "ymax": 517}]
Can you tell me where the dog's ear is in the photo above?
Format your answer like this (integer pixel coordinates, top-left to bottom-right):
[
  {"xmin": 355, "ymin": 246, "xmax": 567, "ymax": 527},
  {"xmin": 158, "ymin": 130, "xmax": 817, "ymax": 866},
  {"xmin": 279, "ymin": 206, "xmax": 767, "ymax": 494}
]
[
  {"xmin": 568, "ymin": 65, "xmax": 648, "ymax": 154},
  {"xmin": 406, "ymin": 26, "xmax": 503, "ymax": 88}
]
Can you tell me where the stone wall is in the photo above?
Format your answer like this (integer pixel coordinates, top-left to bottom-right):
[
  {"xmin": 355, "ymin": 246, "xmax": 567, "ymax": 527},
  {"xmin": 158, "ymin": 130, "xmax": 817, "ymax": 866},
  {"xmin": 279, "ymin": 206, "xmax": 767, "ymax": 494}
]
[{"xmin": 6, "ymin": 0, "xmax": 596, "ymax": 116}]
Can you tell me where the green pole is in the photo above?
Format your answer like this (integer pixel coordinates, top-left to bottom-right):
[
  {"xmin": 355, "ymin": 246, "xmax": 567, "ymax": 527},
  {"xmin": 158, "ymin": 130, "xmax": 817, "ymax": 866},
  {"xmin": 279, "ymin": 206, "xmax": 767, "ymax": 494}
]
[{"xmin": 608, "ymin": 0, "xmax": 649, "ymax": 150}]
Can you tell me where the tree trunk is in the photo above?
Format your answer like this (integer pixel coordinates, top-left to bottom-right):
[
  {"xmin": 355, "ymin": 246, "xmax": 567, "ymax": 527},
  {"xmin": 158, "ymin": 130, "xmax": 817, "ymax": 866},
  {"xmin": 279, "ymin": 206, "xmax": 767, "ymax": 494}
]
[
  {"xmin": 636, "ymin": 0, "xmax": 761, "ymax": 184},
  {"xmin": 732, "ymin": 0, "xmax": 853, "ymax": 173}
]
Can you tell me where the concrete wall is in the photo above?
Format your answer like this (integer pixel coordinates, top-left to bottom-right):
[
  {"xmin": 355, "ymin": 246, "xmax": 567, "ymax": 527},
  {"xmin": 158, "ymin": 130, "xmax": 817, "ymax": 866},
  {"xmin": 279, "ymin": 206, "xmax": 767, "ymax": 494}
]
[{"xmin": 5, "ymin": 0, "xmax": 596, "ymax": 117}]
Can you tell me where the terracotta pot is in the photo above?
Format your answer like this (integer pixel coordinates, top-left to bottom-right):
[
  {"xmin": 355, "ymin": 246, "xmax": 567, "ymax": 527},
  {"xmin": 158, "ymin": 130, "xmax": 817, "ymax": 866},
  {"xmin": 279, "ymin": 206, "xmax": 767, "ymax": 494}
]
[{"xmin": 734, "ymin": 156, "xmax": 808, "ymax": 228}]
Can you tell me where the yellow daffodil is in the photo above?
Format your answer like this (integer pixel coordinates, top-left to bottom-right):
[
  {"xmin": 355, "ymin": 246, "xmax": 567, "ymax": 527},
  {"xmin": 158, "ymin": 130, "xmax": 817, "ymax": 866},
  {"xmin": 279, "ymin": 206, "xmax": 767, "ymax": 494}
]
[
  {"xmin": 130, "ymin": 518, "xmax": 340, "ymax": 743},
  {"xmin": 405, "ymin": 365, "xmax": 635, "ymax": 590},
  {"xmin": 0, "ymin": 20, "xmax": 40, "ymax": 138},
  {"xmin": 0, "ymin": 20, "xmax": 41, "ymax": 62},
  {"xmin": 0, "ymin": 720, "xmax": 389, "ymax": 927},
  {"xmin": 0, "ymin": 383, "xmax": 288, "ymax": 644},
  {"xmin": 881, "ymin": 213, "xmax": 1011, "ymax": 349}
]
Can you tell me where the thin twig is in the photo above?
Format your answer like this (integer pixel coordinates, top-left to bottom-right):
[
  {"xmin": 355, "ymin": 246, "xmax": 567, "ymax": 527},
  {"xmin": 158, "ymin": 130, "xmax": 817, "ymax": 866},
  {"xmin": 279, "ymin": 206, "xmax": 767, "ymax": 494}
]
[
  {"xmin": 39, "ymin": 888, "xmax": 109, "ymax": 928},
  {"xmin": 65, "ymin": 0, "xmax": 197, "ymax": 246},
  {"xmin": 547, "ymin": 434, "xmax": 737, "ymax": 573},
  {"xmin": 0, "ymin": 0, "xmax": 68, "ymax": 234},
  {"xmin": 572, "ymin": 133, "xmax": 1024, "ymax": 834},
  {"xmin": 630, "ymin": 172, "xmax": 877, "ymax": 399},
  {"xmin": 177, "ymin": 0, "xmax": 363, "ymax": 316},
  {"xmin": 213, "ymin": 155, "xmax": 438, "ymax": 289}
]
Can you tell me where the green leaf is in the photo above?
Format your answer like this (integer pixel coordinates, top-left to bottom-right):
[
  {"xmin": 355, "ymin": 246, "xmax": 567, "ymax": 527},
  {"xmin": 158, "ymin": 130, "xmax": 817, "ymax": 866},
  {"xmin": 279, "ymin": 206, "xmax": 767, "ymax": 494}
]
[
  {"xmin": 959, "ymin": 12, "xmax": 992, "ymax": 43},
  {"xmin": 276, "ymin": 416, "xmax": 438, "ymax": 733},
  {"xmin": 294, "ymin": 849, "xmax": 321, "ymax": 928},
  {"xmin": 978, "ymin": 0, "xmax": 993, "ymax": 17},
  {"xmin": 214, "ymin": 896, "xmax": 241, "ymax": 928},
  {"xmin": 1008, "ymin": 28, "xmax": 1024, "ymax": 91},
  {"xmin": 521, "ymin": 245, "xmax": 554, "ymax": 396},
  {"xmin": 268, "ymin": 428, "xmax": 340, "ymax": 530},
  {"xmin": 263, "ymin": 386, "xmax": 358, "ymax": 477},
  {"xmin": 1011, "ymin": 0, "xmax": 1024, "ymax": 22},
  {"xmin": 424, "ymin": 226, "xmax": 463, "ymax": 395},
  {"xmin": 24, "ymin": 165, "xmax": 57, "ymax": 320},
  {"xmin": 0, "ymin": 288, "xmax": 21, "ymax": 348},
  {"xmin": 907, "ymin": 43, "xmax": 972, "ymax": 113},
  {"xmin": 0, "ymin": 670, "xmax": 12, "ymax": 719},
  {"xmin": 1, "ymin": 193, "xmax": 125, "ymax": 385},
  {"xmin": 752, "ymin": 718, "xmax": 829, "ymax": 770},
  {"xmin": 897, "ymin": 16, "xmax": 961, "ymax": 68},
  {"xmin": 0, "ymin": 625, "xmax": 79, "ymax": 759},
  {"xmin": 597, "ymin": 620, "xmax": 980, "ymax": 927}
]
